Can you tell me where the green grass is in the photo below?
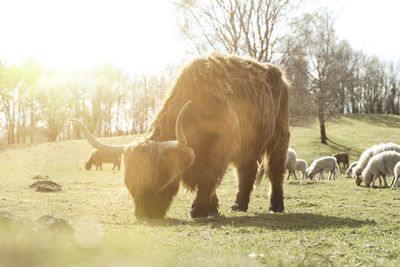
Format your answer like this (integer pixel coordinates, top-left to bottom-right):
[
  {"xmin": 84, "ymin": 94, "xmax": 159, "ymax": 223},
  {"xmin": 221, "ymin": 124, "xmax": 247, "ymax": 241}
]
[{"xmin": 1, "ymin": 114, "xmax": 400, "ymax": 267}]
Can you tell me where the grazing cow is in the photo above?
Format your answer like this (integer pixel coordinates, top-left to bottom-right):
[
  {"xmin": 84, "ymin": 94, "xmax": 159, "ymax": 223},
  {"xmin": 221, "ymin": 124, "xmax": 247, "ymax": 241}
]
[
  {"xmin": 72, "ymin": 53, "xmax": 290, "ymax": 219},
  {"xmin": 332, "ymin": 152, "xmax": 349, "ymax": 170},
  {"xmin": 85, "ymin": 150, "xmax": 121, "ymax": 171}
]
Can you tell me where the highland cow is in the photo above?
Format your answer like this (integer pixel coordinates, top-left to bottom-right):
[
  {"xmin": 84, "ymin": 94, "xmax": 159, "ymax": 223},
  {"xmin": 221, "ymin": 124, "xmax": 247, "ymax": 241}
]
[
  {"xmin": 85, "ymin": 150, "xmax": 121, "ymax": 171},
  {"xmin": 72, "ymin": 53, "xmax": 290, "ymax": 219}
]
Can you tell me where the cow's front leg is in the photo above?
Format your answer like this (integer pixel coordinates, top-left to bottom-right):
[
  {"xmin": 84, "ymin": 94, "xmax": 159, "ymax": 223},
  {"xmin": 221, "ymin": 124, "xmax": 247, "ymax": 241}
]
[
  {"xmin": 209, "ymin": 189, "xmax": 220, "ymax": 217},
  {"xmin": 190, "ymin": 182, "xmax": 216, "ymax": 218}
]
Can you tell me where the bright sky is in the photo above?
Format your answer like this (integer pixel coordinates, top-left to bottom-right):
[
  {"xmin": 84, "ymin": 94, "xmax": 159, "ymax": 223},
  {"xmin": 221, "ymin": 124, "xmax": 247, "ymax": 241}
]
[
  {"xmin": 0, "ymin": 0, "xmax": 399, "ymax": 74},
  {"xmin": 310, "ymin": 0, "xmax": 400, "ymax": 62},
  {"xmin": 0, "ymin": 0, "xmax": 186, "ymax": 73}
]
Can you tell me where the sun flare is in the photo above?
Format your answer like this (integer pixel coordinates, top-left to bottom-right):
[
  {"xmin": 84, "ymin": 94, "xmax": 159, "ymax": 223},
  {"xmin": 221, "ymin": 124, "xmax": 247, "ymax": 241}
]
[{"xmin": 0, "ymin": 0, "xmax": 184, "ymax": 73}]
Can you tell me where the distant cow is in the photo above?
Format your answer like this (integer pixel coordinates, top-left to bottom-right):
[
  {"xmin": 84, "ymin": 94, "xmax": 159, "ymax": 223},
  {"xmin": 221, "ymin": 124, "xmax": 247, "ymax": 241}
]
[
  {"xmin": 85, "ymin": 150, "xmax": 121, "ymax": 171},
  {"xmin": 332, "ymin": 152, "xmax": 349, "ymax": 170}
]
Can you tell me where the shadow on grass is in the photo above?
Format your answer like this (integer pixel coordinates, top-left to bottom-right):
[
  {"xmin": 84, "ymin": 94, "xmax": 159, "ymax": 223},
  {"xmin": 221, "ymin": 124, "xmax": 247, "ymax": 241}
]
[
  {"xmin": 136, "ymin": 212, "xmax": 375, "ymax": 231},
  {"xmin": 326, "ymin": 138, "xmax": 364, "ymax": 155}
]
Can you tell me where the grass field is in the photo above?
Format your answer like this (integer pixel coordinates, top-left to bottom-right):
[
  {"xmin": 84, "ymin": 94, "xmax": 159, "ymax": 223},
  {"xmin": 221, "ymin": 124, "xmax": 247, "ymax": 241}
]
[{"xmin": 1, "ymin": 114, "xmax": 400, "ymax": 267}]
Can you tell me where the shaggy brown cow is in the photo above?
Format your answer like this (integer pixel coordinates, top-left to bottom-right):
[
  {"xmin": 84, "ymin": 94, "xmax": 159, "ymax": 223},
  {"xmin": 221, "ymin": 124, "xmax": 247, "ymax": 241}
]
[
  {"xmin": 72, "ymin": 53, "xmax": 290, "ymax": 219},
  {"xmin": 332, "ymin": 152, "xmax": 349, "ymax": 170},
  {"xmin": 85, "ymin": 150, "xmax": 121, "ymax": 171}
]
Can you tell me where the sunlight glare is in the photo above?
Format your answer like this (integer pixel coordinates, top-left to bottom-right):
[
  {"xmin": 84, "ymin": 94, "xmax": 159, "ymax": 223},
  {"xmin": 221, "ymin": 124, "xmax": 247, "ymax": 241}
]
[{"xmin": 0, "ymin": 0, "xmax": 185, "ymax": 73}]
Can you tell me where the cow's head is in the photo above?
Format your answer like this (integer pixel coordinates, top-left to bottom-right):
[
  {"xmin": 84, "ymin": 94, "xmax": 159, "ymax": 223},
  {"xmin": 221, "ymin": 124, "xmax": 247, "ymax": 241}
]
[
  {"xmin": 72, "ymin": 101, "xmax": 195, "ymax": 219},
  {"xmin": 85, "ymin": 161, "xmax": 92, "ymax": 170}
]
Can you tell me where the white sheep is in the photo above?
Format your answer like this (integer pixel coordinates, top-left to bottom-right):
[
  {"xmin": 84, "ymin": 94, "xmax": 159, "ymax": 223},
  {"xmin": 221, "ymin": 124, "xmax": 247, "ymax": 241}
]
[
  {"xmin": 286, "ymin": 148, "xmax": 298, "ymax": 180},
  {"xmin": 353, "ymin": 143, "xmax": 400, "ymax": 186},
  {"xmin": 295, "ymin": 159, "xmax": 308, "ymax": 179},
  {"xmin": 255, "ymin": 147, "xmax": 297, "ymax": 185},
  {"xmin": 306, "ymin": 156, "xmax": 339, "ymax": 180},
  {"xmin": 345, "ymin": 161, "xmax": 358, "ymax": 178},
  {"xmin": 392, "ymin": 161, "xmax": 400, "ymax": 189},
  {"xmin": 360, "ymin": 151, "xmax": 400, "ymax": 188}
]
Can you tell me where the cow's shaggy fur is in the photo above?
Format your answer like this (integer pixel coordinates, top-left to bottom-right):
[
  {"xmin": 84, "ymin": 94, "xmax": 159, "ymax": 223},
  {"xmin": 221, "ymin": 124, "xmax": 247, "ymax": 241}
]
[
  {"xmin": 85, "ymin": 150, "xmax": 121, "ymax": 170},
  {"xmin": 74, "ymin": 53, "xmax": 290, "ymax": 219},
  {"xmin": 360, "ymin": 151, "xmax": 400, "ymax": 188}
]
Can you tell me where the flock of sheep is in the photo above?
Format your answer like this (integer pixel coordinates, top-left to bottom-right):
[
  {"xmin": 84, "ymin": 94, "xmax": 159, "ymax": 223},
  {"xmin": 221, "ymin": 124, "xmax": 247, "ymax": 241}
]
[
  {"xmin": 86, "ymin": 142, "xmax": 400, "ymax": 190},
  {"xmin": 257, "ymin": 143, "xmax": 400, "ymax": 189}
]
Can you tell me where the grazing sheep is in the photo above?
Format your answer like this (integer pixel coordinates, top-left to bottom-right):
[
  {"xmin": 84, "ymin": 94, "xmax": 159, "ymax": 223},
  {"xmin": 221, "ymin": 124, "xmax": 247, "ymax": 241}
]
[
  {"xmin": 254, "ymin": 161, "xmax": 265, "ymax": 187},
  {"xmin": 360, "ymin": 151, "xmax": 400, "ymax": 188},
  {"xmin": 392, "ymin": 161, "xmax": 400, "ymax": 189},
  {"xmin": 353, "ymin": 143, "xmax": 400, "ymax": 184},
  {"xmin": 255, "ymin": 147, "xmax": 297, "ymax": 185},
  {"xmin": 295, "ymin": 159, "xmax": 308, "ymax": 179},
  {"xmin": 345, "ymin": 161, "xmax": 358, "ymax": 178},
  {"xmin": 332, "ymin": 152, "xmax": 349, "ymax": 170},
  {"xmin": 286, "ymin": 148, "xmax": 298, "ymax": 180},
  {"xmin": 306, "ymin": 156, "xmax": 339, "ymax": 180}
]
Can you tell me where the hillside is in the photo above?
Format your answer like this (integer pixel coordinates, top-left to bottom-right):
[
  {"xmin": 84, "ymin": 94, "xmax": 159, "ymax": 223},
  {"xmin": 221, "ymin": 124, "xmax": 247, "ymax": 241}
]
[
  {"xmin": 290, "ymin": 114, "xmax": 400, "ymax": 162},
  {"xmin": 0, "ymin": 114, "xmax": 400, "ymax": 267}
]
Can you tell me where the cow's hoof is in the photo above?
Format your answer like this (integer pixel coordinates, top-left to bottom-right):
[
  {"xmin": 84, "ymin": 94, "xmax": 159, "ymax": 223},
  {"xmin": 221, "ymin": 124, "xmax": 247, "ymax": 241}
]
[
  {"xmin": 208, "ymin": 207, "xmax": 220, "ymax": 217},
  {"xmin": 269, "ymin": 202, "xmax": 284, "ymax": 213},
  {"xmin": 230, "ymin": 203, "xmax": 248, "ymax": 212},
  {"xmin": 190, "ymin": 206, "xmax": 208, "ymax": 218},
  {"xmin": 208, "ymin": 208, "xmax": 222, "ymax": 218}
]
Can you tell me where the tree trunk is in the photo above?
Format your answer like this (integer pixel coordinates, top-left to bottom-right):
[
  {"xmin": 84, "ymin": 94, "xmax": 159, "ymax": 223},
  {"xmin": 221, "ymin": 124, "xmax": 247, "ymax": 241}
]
[
  {"xmin": 30, "ymin": 99, "xmax": 34, "ymax": 143},
  {"xmin": 319, "ymin": 120, "xmax": 328, "ymax": 144},
  {"xmin": 318, "ymin": 107, "xmax": 328, "ymax": 144}
]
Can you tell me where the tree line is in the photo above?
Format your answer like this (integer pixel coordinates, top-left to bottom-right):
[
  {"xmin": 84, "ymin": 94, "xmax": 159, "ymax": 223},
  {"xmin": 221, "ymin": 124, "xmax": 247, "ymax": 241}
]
[
  {"xmin": 0, "ymin": 60, "xmax": 170, "ymax": 144},
  {"xmin": 1, "ymin": 0, "xmax": 399, "ymax": 145}
]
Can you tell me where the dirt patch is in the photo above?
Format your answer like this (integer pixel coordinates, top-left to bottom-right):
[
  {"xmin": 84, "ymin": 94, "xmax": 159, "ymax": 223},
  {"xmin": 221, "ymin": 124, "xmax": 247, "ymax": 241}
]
[{"xmin": 29, "ymin": 180, "xmax": 62, "ymax": 192}]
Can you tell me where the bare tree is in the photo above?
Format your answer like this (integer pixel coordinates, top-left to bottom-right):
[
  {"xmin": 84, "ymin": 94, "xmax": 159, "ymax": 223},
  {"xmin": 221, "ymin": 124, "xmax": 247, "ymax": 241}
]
[
  {"xmin": 295, "ymin": 11, "xmax": 341, "ymax": 144},
  {"xmin": 0, "ymin": 64, "xmax": 21, "ymax": 144},
  {"xmin": 176, "ymin": 0, "xmax": 300, "ymax": 63}
]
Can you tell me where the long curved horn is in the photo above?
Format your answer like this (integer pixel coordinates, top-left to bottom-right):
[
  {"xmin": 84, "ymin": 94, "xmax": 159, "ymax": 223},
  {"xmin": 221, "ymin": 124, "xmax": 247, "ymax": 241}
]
[
  {"xmin": 176, "ymin": 100, "xmax": 191, "ymax": 146},
  {"xmin": 71, "ymin": 119, "xmax": 129, "ymax": 153},
  {"xmin": 160, "ymin": 100, "xmax": 192, "ymax": 151}
]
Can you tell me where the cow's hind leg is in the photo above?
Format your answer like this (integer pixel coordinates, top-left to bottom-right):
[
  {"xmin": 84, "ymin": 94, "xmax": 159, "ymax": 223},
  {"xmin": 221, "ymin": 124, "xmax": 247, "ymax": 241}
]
[
  {"xmin": 266, "ymin": 138, "xmax": 288, "ymax": 213},
  {"xmin": 231, "ymin": 159, "xmax": 258, "ymax": 212}
]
